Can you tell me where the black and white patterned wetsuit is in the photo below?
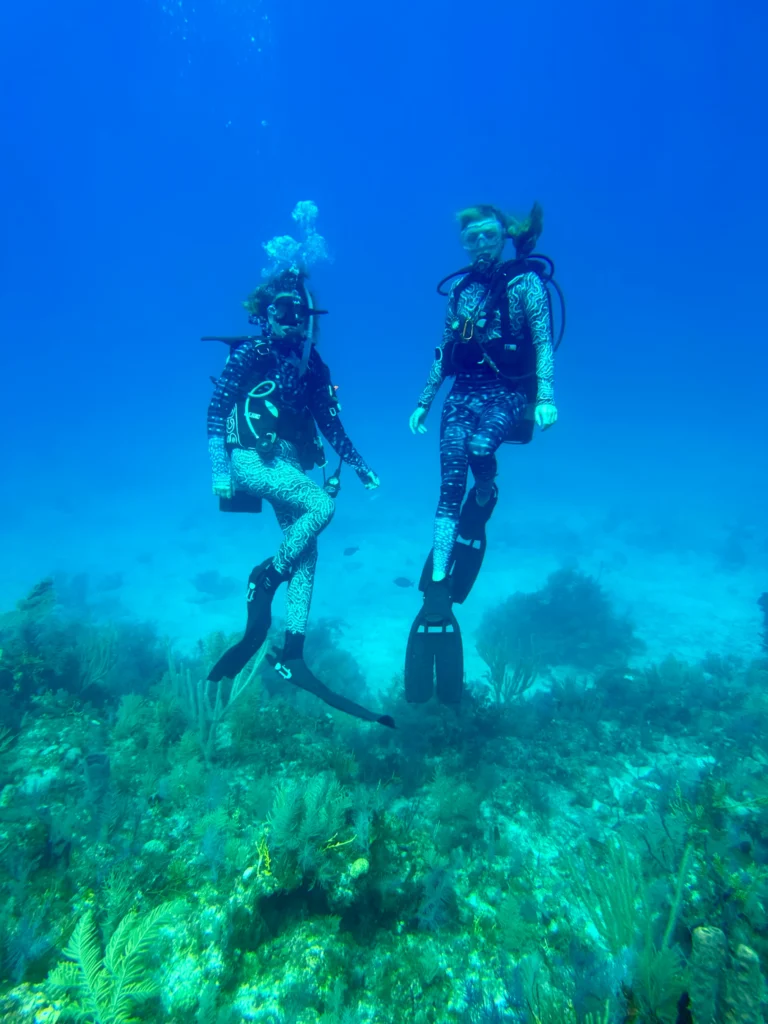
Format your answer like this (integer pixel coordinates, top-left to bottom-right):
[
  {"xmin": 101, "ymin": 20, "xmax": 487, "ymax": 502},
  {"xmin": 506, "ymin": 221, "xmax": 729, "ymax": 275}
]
[
  {"xmin": 208, "ymin": 339, "xmax": 372, "ymax": 636},
  {"xmin": 417, "ymin": 270, "xmax": 555, "ymax": 578}
]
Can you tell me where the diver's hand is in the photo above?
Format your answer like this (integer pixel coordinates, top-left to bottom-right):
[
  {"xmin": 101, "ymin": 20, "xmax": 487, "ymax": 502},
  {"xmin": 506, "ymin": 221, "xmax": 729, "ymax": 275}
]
[
  {"xmin": 358, "ymin": 469, "xmax": 380, "ymax": 490},
  {"xmin": 535, "ymin": 403, "xmax": 558, "ymax": 430},
  {"xmin": 409, "ymin": 406, "xmax": 428, "ymax": 434},
  {"xmin": 212, "ymin": 477, "xmax": 234, "ymax": 500}
]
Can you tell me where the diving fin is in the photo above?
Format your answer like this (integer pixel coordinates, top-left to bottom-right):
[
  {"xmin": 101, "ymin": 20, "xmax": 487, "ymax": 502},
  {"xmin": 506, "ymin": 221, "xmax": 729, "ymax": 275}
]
[
  {"xmin": 417, "ymin": 485, "xmax": 498, "ymax": 605},
  {"xmin": 451, "ymin": 484, "xmax": 497, "ymax": 603},
  {"xmin": 268, "ymin": 654, "xmax": 395, "ymax": 727},
  {"xmin": 208, "ymin": 559, "xmax": 283, "ymax": 682},
  {"xmin": 406, "ymin": 486, "xmax": 498, "ymax": 704},
  {"xmin": 416, "ymin": 545, "xmax": 484, "ymax": 607},
  {"xmin": 404, "ymin": 579, "xmax": 463, "ymax": 704},
  {"xmin": 458, "ymin": 484, "xmax": 499, "ymax": 540}
]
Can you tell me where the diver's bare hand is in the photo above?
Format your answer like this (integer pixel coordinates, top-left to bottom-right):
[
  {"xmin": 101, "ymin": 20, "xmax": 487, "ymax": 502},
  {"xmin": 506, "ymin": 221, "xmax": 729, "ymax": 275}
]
[
  {"xmin": 535, "ymin": 403, "xmax": 558, "ymax": 430},
  {"xmin": 358, "ymin": 469, "xmax": 381, "ymax": 490},
  {"xmin": 409, "ymin": 407, "xmax": 428, "ymax": 435}
]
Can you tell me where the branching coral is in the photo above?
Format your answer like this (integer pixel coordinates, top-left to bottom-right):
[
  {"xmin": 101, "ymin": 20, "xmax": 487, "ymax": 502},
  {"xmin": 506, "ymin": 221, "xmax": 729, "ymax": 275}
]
[
  {"xmin": 167, "ymin": 640, "xmax": 268, "ymax": 764},
  {"xmin": 48, "ymin": 902, "xmax": 180, "ymax": 1023},
  {"xmin": 476, "ymin": 568, "xmax": 643, "ymax": 673},
  {"xmin": 266, "ymin": 772, "xmax": 353, "ymax": 885},
  {"xmin": 569, "ymin": 838, "xmax": 644, "ymax": 954}
]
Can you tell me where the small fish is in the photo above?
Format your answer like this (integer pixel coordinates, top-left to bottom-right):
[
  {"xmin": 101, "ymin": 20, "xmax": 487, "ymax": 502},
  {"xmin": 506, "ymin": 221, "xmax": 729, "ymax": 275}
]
[
  {"xmin": 343, "ymin": 546, "xmax": 360, "ymax": 556},
  {"xmin": 393, "ymin": 577, "xmax": 415, "ymax": 588}
]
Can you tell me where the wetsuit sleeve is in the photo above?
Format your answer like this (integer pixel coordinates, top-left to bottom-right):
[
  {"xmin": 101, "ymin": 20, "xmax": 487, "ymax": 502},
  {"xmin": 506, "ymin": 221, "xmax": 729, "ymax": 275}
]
[
  {"xmin": 307, "ymin": 354, "xmax": 372, "ymax": 477},
  {"xmin": 417, "ymin": 353, "xmax": 446, "ymax": 410},
  {"xmin": 417, "ymin": 289, "xmax": 455, "ymax": 409},
  {"xmin": 206, "ymin": 341, "xmax": 261, "ymax": 480},
  {"xmin": 518, "ymin": 272, "xmax": 555, "ymax": 405}
]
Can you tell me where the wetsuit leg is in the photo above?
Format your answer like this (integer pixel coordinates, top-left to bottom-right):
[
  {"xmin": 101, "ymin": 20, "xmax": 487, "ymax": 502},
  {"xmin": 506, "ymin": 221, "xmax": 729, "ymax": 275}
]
[
  {"xmin": 231, "ymin": 442, "xmax": 335, "ymax": 575},
  {"xmin": 209, "ymin": 445, "xmax": 334, "ymax": 682},
  {"xmin": 433, "ymin": 391, "xmax": 477, "ymax": 579},
  {"xmin": 466, "ymin": 389, "xmax": 526, "ymax": 499},
  {"xmin": 273, "ymin": 504, "xmax": 318, "ymax": 642}
]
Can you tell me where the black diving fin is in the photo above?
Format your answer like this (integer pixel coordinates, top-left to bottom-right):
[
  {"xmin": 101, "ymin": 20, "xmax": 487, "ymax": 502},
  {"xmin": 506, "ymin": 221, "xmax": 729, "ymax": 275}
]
[
  {"xmin": 268, "ymin": 653, "xmax": 395, "ymax": 727},
  {"xmin": 405, "ymin": 485, "xmax": 498, "ymax": 704},
  {"xmin": 405, "ymin": 579, "xmax": 464, "ymax": 704},
  {"xmin": 208, "ymin": 559, "xmax": 282, "ymax": 683}
]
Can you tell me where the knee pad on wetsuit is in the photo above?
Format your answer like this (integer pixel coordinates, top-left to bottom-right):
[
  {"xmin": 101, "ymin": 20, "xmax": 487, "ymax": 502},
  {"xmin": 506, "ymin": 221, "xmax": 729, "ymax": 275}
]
[{"xmin": 467, "ymin": 434, "xmax": 496, "ymax": 460}]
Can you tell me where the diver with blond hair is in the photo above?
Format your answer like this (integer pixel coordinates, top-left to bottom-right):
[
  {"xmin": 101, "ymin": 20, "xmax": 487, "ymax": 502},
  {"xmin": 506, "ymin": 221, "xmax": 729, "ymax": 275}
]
[{"xmin": 405, "ymin": 202, "xmax": 563, "ymax": 703}]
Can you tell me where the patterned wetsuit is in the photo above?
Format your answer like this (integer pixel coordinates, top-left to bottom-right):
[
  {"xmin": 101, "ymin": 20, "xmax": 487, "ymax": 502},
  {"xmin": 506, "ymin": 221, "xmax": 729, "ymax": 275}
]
[
  {"xmin": 208, "ymin": 339, "xmax": 371, "ymax": 636},
  {"xmin": 417, "ymin": 270, "xmax": 555, "ymax": 577}
]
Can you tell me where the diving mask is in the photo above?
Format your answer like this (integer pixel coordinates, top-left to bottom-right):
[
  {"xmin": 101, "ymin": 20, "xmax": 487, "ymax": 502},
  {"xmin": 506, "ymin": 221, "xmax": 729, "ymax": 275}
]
[
  {"xmin": 461, "ymin": 219, "xmax": 505, "ymax": 255},
  {"xmin": 269, "ymin": 295, "xmax": 309, "ymax": 327},
  {"xmin": 268, "ymin": 293, "xmax": 329, "ymax": 328}
]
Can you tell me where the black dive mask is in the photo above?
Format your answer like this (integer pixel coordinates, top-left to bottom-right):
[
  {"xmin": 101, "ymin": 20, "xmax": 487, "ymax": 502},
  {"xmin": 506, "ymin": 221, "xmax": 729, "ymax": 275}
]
[{"xmin": 269, "ymin": 296, "xmax": 329, "ymax": 327}]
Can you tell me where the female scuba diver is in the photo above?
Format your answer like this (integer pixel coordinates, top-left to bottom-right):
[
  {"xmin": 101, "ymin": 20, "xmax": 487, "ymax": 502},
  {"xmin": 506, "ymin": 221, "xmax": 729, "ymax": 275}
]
[
  {"xmin": 206, "ymin": 204, "xmax": 392, "ymax": 727},
  {"xmin": 404, "ymin": 202, "xmax": 559, "ymax": 705}
]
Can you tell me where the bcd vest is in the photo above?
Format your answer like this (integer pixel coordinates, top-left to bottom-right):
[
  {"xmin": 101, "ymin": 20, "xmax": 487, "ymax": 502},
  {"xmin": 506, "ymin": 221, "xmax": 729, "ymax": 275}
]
[
  {"xmin": 225, "ymin": 348, "xmax": 336, "ymax": 470},
  {"xmin": 441, "ymin": 262, "xmax": 543, "ymax": 405}
]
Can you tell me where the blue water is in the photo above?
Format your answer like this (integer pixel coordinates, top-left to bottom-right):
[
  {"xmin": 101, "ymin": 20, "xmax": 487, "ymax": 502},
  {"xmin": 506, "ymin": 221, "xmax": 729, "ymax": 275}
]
[{"xmin": 2, "ymin": 0, "xmax": 766, "ymax": 484}]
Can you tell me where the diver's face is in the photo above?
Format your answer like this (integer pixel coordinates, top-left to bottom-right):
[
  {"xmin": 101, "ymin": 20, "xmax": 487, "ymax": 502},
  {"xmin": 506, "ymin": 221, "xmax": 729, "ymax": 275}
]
[
  {"xmin": 461, "ymin": 217, "xmax": 505, "ymax": 266},
  {"xmin": 267, "ymin": 291, "xmax": 310, "ymax": 341}
]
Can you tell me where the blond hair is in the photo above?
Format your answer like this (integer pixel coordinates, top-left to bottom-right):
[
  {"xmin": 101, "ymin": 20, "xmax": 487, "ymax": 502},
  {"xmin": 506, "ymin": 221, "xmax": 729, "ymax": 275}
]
[{"xmin": 456, "ymin": 201, "xmax": 543, "ymax": 257}]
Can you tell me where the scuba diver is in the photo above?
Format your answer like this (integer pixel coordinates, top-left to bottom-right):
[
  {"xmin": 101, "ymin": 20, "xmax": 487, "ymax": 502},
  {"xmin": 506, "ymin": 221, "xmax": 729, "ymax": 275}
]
[
  {"xmin": 205, "ymin": 202, "xmax": 393, "ymax": 728},
  {"xmin": 404, "ymin": 201, "xmax": 562, "ymax": 705}
]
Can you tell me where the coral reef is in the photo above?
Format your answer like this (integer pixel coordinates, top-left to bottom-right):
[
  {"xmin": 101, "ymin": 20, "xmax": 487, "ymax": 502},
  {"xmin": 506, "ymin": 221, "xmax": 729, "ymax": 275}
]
[
  {"xmin": 476, "ymin": 568, "xmax": 643, "ymax": 677},
  {"xmin": 1, "ymin": 578, "xmax": 768, "ymax": 1022}
]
